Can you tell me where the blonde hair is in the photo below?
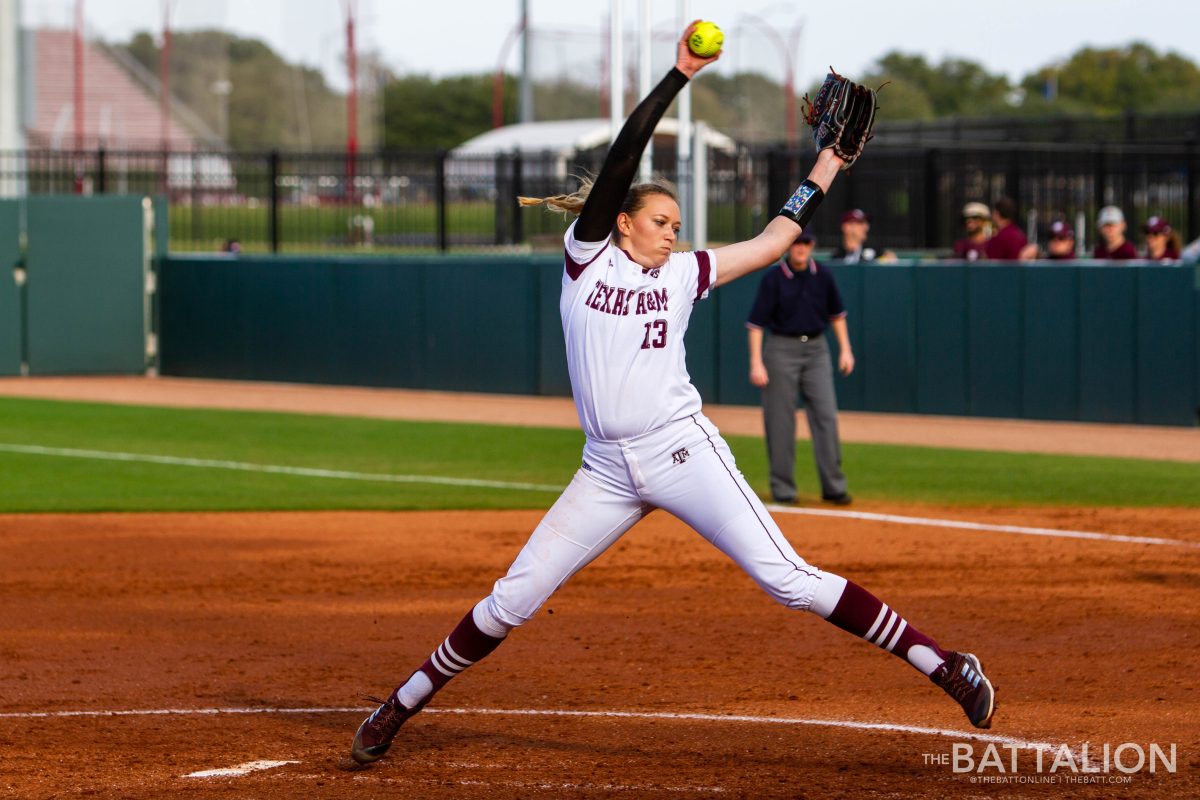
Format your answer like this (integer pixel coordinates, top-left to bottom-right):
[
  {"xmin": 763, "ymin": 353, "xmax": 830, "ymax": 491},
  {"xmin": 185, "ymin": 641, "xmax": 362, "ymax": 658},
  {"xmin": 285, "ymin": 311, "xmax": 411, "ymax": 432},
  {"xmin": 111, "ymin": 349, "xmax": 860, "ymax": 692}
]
[
  {"xmin": 519, "ymin": 176, "xmax": 679, "ymax": 240},
  {"xmin": 517, "ymin": 176, "xmax": 596, "ymax": 216}
]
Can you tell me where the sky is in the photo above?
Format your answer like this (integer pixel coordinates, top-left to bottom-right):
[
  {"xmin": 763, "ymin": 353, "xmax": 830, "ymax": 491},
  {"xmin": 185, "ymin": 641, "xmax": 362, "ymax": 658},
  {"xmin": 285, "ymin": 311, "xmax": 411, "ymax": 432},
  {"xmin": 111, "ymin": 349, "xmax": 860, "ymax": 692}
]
[{"xmin": 21, "ymin": 0, "xmax": 1200, "ymax": 95}]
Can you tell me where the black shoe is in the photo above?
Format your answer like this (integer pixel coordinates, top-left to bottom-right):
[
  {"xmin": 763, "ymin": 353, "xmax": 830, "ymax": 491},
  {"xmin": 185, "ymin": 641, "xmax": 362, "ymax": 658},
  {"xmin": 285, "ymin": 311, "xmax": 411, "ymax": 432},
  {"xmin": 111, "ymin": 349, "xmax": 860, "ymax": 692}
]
[
  {"xmin": 772, "ymin": 495, "xmax": 797, "ymax": 504},
  {"xmin": 822, "ymin": 493, "xmax": 853, "ymax": 505},
  {"xmin": 932, "ymin": 652, "xmax": 996, "ymax": 729},
  {"xmin": 350, "ymin": 691, "xmax": 426, "ymax": 764}
]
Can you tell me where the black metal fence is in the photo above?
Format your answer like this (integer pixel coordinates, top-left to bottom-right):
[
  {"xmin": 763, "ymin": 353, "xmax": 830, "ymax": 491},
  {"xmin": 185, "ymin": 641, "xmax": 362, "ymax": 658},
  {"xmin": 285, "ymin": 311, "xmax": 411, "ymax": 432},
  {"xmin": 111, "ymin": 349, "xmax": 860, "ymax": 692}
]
[
  {"xmin": 1, "ymin": 140, "xmax": 1196, "ymax": 254},
  {"xmin": 874, "ymin": 111, "xmax": 1200, "ymax": 145}
]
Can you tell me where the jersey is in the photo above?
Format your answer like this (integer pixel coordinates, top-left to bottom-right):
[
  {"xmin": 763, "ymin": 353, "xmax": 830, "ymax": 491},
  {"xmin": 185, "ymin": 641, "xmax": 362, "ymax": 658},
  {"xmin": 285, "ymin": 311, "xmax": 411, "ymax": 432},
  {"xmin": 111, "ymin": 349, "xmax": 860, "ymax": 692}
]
[{"xmin": 561, "ymin": 220, "xmax": 717, "ymax": 441}]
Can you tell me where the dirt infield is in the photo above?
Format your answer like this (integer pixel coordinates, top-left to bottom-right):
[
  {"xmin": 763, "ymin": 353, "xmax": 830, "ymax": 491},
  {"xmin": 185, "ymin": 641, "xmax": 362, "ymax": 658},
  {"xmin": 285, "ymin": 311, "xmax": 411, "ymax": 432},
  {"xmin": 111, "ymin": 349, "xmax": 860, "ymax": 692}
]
[{"xmin": 2, "ymin": 508, "xmax": 1197, "ymax": 798}]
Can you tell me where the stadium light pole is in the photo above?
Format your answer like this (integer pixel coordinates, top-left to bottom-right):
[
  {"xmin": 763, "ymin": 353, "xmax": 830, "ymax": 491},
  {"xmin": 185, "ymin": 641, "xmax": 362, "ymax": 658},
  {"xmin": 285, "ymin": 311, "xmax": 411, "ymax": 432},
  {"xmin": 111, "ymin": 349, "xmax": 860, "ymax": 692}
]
[
  {"xmin": 73, "ymin": 0, "xmax": 84, "ymax": 193},
  {"xmin": 738, "ymin": 12, "xmax": 804, "ymax": 147},
  {"xmin": 159, "ymin": 0, "xmax": 175, "ymax": 154},
  {"xmin": 675, "ymin": 0, "xmax": 691, "ymax": 243},
  {"xmin": 637, "ymin": 0, "xmax": 651, "ymax": 182},
  {"xmin": 73, "ymin": 0, "xmax": 84, "ymax": 151},
  {"xmin": 342, "ymin": 0, "xmax": 359, "ymax": 204},
  {"xmin": 609, "ymin": 0, "xmax": 623, "ymax": 146},
  {"xmin": 519, "ymin": 0, "xmax": 533, "ymax": 124},
  {"xmin": 492, "ymin": 18, "xmax": 526, "ymax": 129}
]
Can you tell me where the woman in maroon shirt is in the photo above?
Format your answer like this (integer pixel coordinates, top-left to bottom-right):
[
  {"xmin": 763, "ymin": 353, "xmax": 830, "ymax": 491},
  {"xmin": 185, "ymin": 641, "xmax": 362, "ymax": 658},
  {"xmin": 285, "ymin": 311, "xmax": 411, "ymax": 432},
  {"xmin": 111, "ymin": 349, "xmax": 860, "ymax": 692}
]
[
  {"xmin": 1144, "ymin": 216, "xmax": 1181, "ymax": 261},
  {"xmin": 1094, "ymin": 206, "xmax": 1137, "ymax": 260}
]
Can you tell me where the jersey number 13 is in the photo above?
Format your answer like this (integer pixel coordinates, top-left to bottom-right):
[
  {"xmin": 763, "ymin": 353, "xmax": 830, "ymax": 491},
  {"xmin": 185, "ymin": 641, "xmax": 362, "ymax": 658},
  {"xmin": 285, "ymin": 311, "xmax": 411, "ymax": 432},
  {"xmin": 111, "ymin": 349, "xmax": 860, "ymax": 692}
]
[{"xmin": 641, "ymin": 319, "xmax": 668, "ymax": 349}]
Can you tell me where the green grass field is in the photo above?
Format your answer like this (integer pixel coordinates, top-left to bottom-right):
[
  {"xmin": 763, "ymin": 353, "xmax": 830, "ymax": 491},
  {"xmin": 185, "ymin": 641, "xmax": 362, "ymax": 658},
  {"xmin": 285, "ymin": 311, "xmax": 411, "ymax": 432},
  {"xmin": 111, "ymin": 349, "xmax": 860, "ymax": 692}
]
[
  {"xmin": 0, "ymin": 397, "xmax": 1196, "ymax": 513},
  {"xmin": 166, "ymin": 201, "xmax": 754, "ymax": 253}
]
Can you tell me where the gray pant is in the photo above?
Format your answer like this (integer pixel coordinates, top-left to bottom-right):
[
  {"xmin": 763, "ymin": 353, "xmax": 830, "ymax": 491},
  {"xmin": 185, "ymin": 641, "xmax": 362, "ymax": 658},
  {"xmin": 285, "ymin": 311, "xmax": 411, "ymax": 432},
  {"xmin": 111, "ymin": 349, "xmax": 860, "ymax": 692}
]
[{"xmin": 761, "ymin": 333, "xmax": 847, "ymax": 502}]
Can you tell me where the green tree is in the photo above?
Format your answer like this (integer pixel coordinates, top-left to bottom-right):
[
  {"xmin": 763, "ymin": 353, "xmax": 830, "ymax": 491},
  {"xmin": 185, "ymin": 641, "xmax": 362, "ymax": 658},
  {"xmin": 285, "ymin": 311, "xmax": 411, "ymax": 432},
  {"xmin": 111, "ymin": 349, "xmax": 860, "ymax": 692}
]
[
  {"xmin": 862, "ymin": 53, "xmax": 1013, "ymax": 118},
  {"xmin": 382, "ymin": 73, "xmax": 518, "ymax": 150},
  {"xmin": 1020, "ymin": 42, "xmax": 1200, "ymax": 113},
  {"xmin": 119, "ymin": 29, "xmax": 351, "ymax": 150}
]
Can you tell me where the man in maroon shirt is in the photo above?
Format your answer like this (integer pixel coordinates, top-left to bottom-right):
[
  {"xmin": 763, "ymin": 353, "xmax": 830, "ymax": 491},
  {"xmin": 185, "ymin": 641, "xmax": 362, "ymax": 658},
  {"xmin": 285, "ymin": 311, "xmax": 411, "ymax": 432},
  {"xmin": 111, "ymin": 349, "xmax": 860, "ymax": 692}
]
[
  {"xmin": 1094, "ymin": 206, "xmax": 1138, "ymax": 260},
  {"xmin": 984, "ymin": 197, "xmax": 1027, "ymax": 260},
  {"xmin": 952, "ymin": 201, "xmax": 990, "ymax": 261}
]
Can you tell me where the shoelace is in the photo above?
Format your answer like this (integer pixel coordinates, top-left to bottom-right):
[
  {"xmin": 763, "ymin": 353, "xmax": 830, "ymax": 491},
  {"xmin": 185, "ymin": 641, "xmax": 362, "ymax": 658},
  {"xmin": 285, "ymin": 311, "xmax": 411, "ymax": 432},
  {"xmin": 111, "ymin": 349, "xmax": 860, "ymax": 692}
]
[
  {"xmin": 361, "ymin": 695, "xmax": 403, "ymax": 735},
  {"xmin": 938, "ymin": 666, "xmax": 976, "ymax": 703}
]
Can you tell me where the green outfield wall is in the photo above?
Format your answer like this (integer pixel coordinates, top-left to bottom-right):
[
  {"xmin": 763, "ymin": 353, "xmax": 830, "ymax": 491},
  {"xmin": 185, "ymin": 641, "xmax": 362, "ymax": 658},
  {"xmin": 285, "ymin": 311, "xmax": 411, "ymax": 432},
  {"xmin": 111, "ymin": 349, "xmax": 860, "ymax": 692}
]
[
  {"xmin": 0, "ymin": 200, "xmax": 21, "ymax": 375},
  {"xmin": 159, "ymin": 255, "xmax": 1200, "ymax": 426},
  {"xmin": 0, "ymin": 196, "xmax": 152, "ymax": 376}
]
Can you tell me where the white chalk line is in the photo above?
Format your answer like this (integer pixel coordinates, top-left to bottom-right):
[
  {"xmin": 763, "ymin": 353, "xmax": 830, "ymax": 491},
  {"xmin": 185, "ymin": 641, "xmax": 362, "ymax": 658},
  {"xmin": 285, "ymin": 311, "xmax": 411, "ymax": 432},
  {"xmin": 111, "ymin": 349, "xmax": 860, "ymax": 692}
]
[
  {"xmin": 2, "ymin": 441, "xmax": 1193, "ymax": 548},
  {"xmin": 447, "ymin": 778, "xmax": 725, "ymax": 794},
  {"xmin": 769, "ymin": 505, "xmax": 1200, "ymax": 548},
  {"xmin": 184, "ymin": 759, "xmax": 298, "ymax": 778},
  {"xmin": 0, "ymin": 704, "xmax": 1063, "ymax": 755},
  {"xmin": 434, "ymin": 761, "xmax": 727, "ymax": 792},
  {"xmin": 0, "ymin": 442, "xmax": 561, "ymax": 493}
]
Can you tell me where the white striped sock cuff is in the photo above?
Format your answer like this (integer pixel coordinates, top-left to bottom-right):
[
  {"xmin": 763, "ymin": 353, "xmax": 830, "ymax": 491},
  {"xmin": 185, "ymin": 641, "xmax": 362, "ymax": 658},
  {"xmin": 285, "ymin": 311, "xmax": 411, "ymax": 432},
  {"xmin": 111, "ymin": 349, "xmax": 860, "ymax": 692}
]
[
  {"xmin": 864, "ymin": 604, "xmax": 889, "ymax": 641},
  {"xmin": 429, "ymin": 639, "xmax": 475, "ymax": 677}
]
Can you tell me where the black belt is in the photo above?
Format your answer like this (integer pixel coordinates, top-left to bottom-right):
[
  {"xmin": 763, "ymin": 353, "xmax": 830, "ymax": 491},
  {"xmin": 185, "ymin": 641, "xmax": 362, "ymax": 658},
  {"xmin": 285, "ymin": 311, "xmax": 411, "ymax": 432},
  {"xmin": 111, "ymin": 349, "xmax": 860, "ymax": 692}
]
[{"xmin": 775, "ymin": 330, "xmax": 824, "ymax": 341}]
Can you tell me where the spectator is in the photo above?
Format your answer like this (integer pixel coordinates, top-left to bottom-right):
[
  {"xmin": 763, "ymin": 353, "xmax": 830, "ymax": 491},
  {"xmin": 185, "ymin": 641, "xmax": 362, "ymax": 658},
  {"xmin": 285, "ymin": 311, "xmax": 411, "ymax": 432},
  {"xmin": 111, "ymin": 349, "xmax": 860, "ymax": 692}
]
[
  {"xmin": 1044, "ymin": 220, "xmax": 1077, "ymax": 260},
  {"xmin": 1094, "ymin": 206, "xmax": 1137, "ymax": 260},
  {"xmin": 983, "ymin": 197, "xmax": 1027, "ymax": 260},
  {"xmin": 1143, "ymin": 216, "xmax": 1181, "ymax": 261},
  {"xmin": 830, "ymin": 209, "xmax": 896, "ymax": 263},
  {"xmin": 223, "ymin": 238, "xmax": 242, "ymax": 255},
  {"xmin": 952, "ymin": 202, "xmax": 990, "ymax": 261},
  {"xmin": 747, "ymin": 233, "xmax": 854, "ymax": 506}
]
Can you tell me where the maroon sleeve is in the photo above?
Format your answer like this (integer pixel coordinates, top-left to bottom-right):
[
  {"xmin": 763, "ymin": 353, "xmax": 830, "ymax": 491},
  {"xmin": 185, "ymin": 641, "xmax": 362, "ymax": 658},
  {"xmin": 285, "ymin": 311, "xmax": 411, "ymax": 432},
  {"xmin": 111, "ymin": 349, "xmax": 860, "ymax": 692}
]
[
  {"xmin": 564, "ymin": 243, "xmax": 607, "ymax": 281},
  {"xmin": 694, "ymin": 250, "xmax": 712, "ymax": 302}
]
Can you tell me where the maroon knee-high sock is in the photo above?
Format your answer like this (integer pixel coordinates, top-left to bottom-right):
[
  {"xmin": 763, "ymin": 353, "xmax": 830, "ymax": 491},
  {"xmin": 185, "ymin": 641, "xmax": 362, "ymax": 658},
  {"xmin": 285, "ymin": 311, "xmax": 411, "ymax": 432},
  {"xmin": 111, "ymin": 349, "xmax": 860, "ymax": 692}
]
[
  {"xmin": 824, "ymin": 579, "xmax": 950, "ymax": 675},
  {"xmin": 413, "ymin": 609, "xmax": 506, "ymax": 698}
]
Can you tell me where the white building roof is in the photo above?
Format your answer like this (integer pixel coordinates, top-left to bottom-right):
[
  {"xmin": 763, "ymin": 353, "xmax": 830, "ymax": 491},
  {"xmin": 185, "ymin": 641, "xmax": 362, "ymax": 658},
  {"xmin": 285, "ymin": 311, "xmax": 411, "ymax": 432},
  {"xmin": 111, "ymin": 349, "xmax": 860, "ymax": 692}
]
[{"xmin": 454, "ymin": 118, "xmax": 737, "ymax": 156}]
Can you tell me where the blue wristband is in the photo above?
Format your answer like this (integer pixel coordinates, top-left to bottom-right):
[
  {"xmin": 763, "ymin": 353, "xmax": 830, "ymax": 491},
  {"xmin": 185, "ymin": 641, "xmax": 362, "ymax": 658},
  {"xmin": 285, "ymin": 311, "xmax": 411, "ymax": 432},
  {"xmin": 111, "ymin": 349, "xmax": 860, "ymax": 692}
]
[{"xmin": 776, "ymin": 179, "xmax": 825, "ymax": 228}]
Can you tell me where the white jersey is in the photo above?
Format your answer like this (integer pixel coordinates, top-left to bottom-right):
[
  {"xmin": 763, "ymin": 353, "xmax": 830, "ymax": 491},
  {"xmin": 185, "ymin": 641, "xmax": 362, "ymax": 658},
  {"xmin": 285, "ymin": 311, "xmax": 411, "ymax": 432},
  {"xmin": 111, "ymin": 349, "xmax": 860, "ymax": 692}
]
[{"xmin": 561, "ymin": 220, "xmax": 717, "ymax": 441}]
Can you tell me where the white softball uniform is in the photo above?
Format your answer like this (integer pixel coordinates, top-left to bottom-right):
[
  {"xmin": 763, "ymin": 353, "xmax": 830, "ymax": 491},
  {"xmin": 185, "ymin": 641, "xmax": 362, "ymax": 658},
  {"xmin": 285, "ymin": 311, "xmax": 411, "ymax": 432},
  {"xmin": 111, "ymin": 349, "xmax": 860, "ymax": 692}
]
[{"xmin": 473, "ymin": 224, "xmax": 841, "ymax": 640}]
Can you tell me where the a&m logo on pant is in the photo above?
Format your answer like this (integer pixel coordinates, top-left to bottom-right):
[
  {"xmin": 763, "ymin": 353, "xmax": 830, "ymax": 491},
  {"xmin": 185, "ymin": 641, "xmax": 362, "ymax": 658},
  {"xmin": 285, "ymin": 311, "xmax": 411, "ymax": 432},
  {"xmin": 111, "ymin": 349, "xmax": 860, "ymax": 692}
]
[{"xmin": 671, "ymin": 447, "xmax": 690, "ymax": 465}]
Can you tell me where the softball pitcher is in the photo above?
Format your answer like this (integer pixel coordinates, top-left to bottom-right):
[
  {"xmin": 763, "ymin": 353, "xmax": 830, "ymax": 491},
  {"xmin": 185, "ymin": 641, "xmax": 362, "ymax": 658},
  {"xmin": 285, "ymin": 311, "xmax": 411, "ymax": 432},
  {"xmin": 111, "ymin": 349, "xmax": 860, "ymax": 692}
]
[{"xmin": 350, "ymin": 23, "xmax": 995, "ymax": 765}]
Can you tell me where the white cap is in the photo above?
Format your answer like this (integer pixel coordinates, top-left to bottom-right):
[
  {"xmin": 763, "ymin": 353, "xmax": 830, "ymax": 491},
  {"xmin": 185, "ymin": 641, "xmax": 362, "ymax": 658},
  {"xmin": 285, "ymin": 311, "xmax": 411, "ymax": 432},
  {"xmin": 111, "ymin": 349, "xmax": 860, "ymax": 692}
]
[
  {"xmin": 1097, "ymin": 206, "xmax": 1125, "ymax": 226},
  {"xmin": 961, "ymin": 201, "xmax": 990, "ymax": 219}
]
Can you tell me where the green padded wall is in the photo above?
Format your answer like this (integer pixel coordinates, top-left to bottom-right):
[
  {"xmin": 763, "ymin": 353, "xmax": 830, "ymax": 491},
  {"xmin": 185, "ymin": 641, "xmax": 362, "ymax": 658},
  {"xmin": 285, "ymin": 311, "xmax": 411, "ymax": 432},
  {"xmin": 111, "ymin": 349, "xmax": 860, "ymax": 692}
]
[
  {"xmin": 1078, "ymin": 268, "xmax": 1137, "ymax": 422},
  {"xmin": 968, "ymin": 267, "xmax": 1023, "ymax": 418},
  {"xmin": 1135, "ymin": 267, "xmax": 1197, "ymax": 425},
  {"xmin": 862, "ymin": 266, "xmax": 917, "ymax": 412},
  {"xmin": 25, "ymin": 196, "xmax": 148, "ymax": 374},
  {"xmin": 1022, "ymin": 267, "xmax": 1079, "ymax": 421},
  {"xmin": 0, "ymin": 200, "xmax": 21, "ymax": 375},
  {"xmin": 158, "ymin": 256, "xmax": 1200, "ymax": 426},
  {"xmin": 914, "ymin": 266, "xmax": 969, "ymax": 415}
]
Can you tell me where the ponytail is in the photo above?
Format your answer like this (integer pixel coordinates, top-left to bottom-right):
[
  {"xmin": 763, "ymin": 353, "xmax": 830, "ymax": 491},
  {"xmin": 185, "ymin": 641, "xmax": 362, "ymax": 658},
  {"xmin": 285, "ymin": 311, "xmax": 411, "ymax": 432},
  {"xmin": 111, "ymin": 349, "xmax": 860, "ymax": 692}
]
[{"xmin": 518, "ymin": 177, "xmax": 596, "ymax": 217}]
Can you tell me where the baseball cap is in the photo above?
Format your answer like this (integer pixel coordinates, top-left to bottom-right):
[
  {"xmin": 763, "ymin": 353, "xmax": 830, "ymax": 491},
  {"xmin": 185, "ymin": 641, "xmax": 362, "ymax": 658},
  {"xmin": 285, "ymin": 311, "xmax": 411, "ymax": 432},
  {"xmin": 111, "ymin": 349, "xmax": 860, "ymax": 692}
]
[
  {"xmin": 840, "ymin": 209, "xmax": 869, "ymax": 224},
  {"xmin": 1048, "ymin": 220, "xmax": 1074, "ymax": 240},
  {"xmin": 1143, "ymin": 216, "xmax": 1172, "ymax": 234},
  {"xmin": 962, "ymin": 201, "xmax": 990, "ymax": 219},
  {"xmin": 793, "ymin": 232, "xmax": 816, "ymax": 245},
  {"xmin": 1097, "ymin": 206, "xmax": 1125, "ymax": 226}
]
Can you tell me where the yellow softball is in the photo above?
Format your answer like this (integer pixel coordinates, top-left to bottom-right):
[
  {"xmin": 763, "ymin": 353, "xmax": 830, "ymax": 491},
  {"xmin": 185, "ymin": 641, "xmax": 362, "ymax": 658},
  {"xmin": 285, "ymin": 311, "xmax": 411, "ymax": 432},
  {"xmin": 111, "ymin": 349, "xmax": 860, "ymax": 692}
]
[{"xmin": 687, "ymin": 21, "xmax": 723, "ymax": 58}]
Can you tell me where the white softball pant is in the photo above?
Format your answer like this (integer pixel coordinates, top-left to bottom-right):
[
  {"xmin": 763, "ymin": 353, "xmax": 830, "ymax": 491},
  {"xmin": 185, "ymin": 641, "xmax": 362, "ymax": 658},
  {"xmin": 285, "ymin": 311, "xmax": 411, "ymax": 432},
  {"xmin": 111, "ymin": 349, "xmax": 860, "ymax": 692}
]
[{"xmin": 473, "ymin": 412, "xmax": 846, "ymax": 638}]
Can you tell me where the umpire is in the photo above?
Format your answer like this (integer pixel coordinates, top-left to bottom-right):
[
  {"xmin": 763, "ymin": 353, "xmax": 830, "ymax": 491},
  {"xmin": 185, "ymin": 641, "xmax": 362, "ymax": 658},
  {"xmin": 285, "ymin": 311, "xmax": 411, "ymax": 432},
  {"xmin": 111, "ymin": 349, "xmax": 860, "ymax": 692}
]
[{"xmin": 746, "ymin": 232, "xmax": 854, "ymax": 505}]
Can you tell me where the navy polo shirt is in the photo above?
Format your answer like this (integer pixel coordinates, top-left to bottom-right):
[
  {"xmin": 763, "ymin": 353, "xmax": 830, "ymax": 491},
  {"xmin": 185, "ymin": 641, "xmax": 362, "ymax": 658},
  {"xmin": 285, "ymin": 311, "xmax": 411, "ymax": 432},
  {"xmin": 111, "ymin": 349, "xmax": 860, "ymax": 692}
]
[{"xmin": 746, "ymin": 258, "xmax": 846, "ymax": 336}]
